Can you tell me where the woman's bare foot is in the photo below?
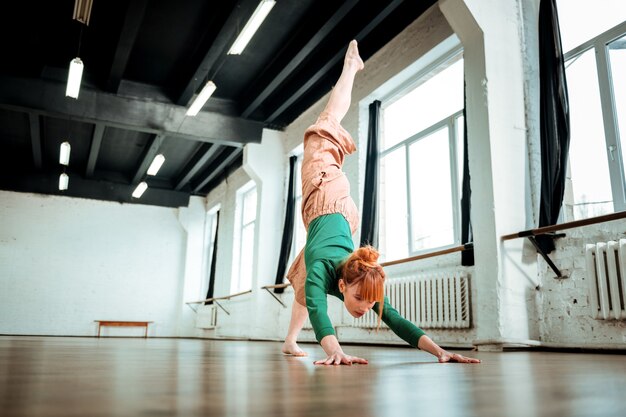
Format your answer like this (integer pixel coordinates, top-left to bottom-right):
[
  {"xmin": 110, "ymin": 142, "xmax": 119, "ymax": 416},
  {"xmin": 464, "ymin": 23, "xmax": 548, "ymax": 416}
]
[
  {"xmin": 344, "ymin": 40, "xmax": 364, "ymax": 72},
  {"xmin": 282, "ymin": 340, "xmax": 308, "ymax": 357}
]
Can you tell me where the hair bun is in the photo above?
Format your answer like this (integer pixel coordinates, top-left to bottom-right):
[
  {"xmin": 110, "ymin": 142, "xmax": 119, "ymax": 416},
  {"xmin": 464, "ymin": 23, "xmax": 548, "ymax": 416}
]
[{"xmin": 355, "ymin": 245, "xmax": 379, "ymax": 264}]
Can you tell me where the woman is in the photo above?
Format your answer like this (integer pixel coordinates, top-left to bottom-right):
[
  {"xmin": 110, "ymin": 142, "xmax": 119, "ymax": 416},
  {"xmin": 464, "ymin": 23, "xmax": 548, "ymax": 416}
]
[{"xmin": 282, "ymin": 40, "xmax": 480, "ymax": 365}]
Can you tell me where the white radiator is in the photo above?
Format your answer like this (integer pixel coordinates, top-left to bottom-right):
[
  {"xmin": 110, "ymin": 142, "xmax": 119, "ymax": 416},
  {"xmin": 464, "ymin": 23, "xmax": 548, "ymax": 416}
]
[
  {"xmin": 352, "ymin": 271, "xmax": 471, "ymax": 329},
  {"xmin": 585, "ymin": 239, "xmax": 626, "ymax": 320}
]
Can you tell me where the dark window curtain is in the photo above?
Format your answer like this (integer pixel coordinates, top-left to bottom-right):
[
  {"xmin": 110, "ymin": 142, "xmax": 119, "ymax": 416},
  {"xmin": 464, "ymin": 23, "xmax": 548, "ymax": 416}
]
[
  {"xmin": 273, "ymin": 155, "xmax": 297, "ymax": 293},
  {"xmin": 205, "ymin": 210, "xmax": 220, "ymax": 305},
  {"xmin": 461, "ymin": 76, "xmax": 474, "ymax": 266},
  {"xmin": 537, "ymin": 0, "xmax": 570, "ymax": 254},
  {"xmin": 360, "ymin": 100, "xmax": 381, "ymax": 248}
]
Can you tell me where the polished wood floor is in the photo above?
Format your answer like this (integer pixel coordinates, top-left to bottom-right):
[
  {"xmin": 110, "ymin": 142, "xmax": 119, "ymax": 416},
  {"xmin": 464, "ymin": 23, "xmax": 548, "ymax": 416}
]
[{"xmin": 1, "ymin": 336, "xmax": 625, "ymax": 417}]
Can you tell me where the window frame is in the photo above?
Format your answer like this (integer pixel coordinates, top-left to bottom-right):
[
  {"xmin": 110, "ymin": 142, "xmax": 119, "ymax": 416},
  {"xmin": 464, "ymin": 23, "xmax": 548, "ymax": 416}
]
[
  {"xmin": 232, "ymin": 181, "xmax": 257, "ymax": 294},
  {"xmin": 563, "ymin": 20, "xmax": 626, "ymax": 214},
  {"xmin": 378, "ymin": 48, "xmax": 465, "ymax": 260}
]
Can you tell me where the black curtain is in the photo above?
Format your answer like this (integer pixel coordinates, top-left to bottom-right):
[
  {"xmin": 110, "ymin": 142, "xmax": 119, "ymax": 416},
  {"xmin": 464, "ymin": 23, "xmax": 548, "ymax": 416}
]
[
  {"xmin": 461, "ymin": 77, "xmax": 474, "ymax": 266},
  {"xmin": 273, "ymin": 155, "xmax": 297, "ymax": 293},
  {"xmin": 537, "ymin": 0, "xmax": 570, "ymax": 253},
  {"xmin": 360, "ymin": 100, "xmax": 381, "ymax": 248},
  {"xmin": 205, "ymin": 210, "xmax": 220, "ymax": 305}
]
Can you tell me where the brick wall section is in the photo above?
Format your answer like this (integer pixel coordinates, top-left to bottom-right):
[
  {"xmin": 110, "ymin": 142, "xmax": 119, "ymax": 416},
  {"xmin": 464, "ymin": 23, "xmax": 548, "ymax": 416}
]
[{"xmin": 538, "ymin": 219, "xmax": 626, "ymax": 346}]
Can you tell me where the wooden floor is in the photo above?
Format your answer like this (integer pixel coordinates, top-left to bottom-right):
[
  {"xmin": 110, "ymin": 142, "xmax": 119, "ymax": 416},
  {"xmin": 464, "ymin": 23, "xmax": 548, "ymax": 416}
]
[{"xmin": 1, "ymin": 337, "xmax": 625, "ymax": 417}]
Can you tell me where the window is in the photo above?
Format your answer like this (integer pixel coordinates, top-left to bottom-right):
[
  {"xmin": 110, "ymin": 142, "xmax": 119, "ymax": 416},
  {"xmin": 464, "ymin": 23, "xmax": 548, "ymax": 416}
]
[
  {"xmin": 290, "ymin": 155, "xmax": 306, "ymax": 264},
  {"xmin": 379, "ymin": 54, "xmax": 464, "ymax": 261},
  {"xmin": 557, "ymin": 1, "xmax": 626, "ymax": 219},
  {"xmin": 203, "ymin": 204, "xmax": 220, "ymax": 296},
  {"xmin": 232, "ymin": 181, "xmax": 257, "ymax": 293}
]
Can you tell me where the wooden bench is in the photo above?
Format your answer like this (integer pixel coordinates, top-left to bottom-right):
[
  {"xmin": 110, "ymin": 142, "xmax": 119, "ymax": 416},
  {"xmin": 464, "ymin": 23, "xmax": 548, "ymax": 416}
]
[{"xmin": 95, "ymin": 320, "xmax": 153, "ymax": 338}]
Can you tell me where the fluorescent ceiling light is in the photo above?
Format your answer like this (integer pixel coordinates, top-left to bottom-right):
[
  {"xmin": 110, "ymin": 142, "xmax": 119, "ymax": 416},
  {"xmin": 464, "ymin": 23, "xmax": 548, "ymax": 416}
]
[
  {"xmin": 66, "ymin": 58, "xmax": 84, "ymax": 99},
  {"xmin": 132, "ymin": 182, "xmax": 148, "ymax": 198},
  {"xmin": 59, "ymin": 173, "xmax": 69, "ymax": 191},
  {"xmin": 59, "ymin": 142, "xmax": 71, "ymax": 166},
  {"xmin": 147, "ymin": 154, "xmax": 165, "ymax": 176},
  {"xmin": 228, "ymin": 0, "xmax": 276, "ymax": 55},
  {"xmin": 186, "ymin": 81, "xmax": 217, "ymax": 116}
]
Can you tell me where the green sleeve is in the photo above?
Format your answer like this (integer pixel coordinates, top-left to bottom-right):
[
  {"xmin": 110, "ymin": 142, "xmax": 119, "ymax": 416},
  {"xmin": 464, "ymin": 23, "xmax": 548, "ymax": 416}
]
[
  {"xmin": 374, "ymin": 297, "xmax": 426, "ymax": 348},
  {"xmin": 305, "ymin": 260, "xmax": 336, "ymax": 343}
]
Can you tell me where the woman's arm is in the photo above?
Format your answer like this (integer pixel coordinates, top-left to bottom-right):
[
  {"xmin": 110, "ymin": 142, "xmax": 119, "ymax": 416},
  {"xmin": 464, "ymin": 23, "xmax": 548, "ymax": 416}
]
[
  {"xmin": 418, "ymin": 335, "xmax": 481, "ymax": 363},
  {"xmin": 377, "ymin": 299, "xmax": 481, "ymax": 363}
]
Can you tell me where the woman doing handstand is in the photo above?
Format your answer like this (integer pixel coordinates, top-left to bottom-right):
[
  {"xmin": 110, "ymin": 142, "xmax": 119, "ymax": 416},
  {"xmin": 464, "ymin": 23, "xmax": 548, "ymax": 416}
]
[{"xmin": 282, "ymin": 40, "xmax": 480, "ymax": 365}]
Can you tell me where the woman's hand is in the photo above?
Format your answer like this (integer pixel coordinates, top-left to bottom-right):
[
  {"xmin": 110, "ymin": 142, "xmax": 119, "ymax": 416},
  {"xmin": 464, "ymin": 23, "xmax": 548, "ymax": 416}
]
[
  {"xmin": 314, "ymin": 350, "xmax": 368, "ymax": 365},
  {"xmin": 437, "ymin": 350, "xmax": 481, "ymax": 364},
  {"xmin": 317, "ymin": 335, "xmax": 368, "ymax": 365},
  {"xmin": 418, "ymin": 335, "xmax": 481, "ymax": 363}
]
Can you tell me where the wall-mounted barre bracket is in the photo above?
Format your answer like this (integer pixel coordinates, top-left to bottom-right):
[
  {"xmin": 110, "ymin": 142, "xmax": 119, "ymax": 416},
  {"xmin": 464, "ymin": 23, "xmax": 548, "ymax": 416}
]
[
  {"xmin": 260, "ymin": 283, "xmax": 291, "ymax": 308},
  {"xmin": 184, "ymin": 289, "xmax": 252, "ymax": 314},
  {"xmin": 527, "ymin": 233, "xmax": 567, "ymax": 278},
  {"xmin": 185, "ymin": 300, "xmax": 230, "ymax": 314},
  {"xmin": 213, "ymin": 300, "xmax": 230, "ymax": 315}
]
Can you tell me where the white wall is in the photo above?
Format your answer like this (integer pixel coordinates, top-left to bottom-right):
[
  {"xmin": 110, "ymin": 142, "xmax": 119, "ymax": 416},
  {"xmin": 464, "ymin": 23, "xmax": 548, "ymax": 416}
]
[{"xmin": 0, "ymin": 190, "xmax": 189, "ymax": 337}]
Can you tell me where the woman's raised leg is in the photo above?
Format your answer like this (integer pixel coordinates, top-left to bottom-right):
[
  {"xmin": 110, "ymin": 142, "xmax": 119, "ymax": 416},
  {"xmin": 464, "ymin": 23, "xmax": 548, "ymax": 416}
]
[
  {"xmin": 281, "ymin": 41, "xmax": 363, "ymax": 358},
  {"xmin": 322, "ymin": 40, "xmax": 364, "ymax": 123}
]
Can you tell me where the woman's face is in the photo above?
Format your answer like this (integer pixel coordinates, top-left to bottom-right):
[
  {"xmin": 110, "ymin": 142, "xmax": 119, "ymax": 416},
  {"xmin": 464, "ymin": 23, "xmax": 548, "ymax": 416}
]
[{"xmin": 339, "ymin": 279, "xmax": 377, "ymax": 318}]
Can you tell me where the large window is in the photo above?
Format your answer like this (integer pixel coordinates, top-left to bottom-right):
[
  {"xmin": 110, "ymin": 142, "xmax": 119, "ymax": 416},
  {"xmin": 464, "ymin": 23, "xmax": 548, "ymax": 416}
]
[
  {"xmin": 379, "ymin": 54, "xmax": 464, "ymax": 261},
  {"xmin": 557, "ymin": 1, "xmax": 626, "ymax": 219},
  {"xmin": 232, "ymin": 181, "xmax": 257, "ymax": 293}
]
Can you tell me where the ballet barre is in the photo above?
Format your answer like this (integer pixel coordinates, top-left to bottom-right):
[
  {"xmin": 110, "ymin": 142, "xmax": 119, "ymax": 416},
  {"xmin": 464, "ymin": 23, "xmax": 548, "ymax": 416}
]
[
  {"xmin": 380, "ymin": 243, "xmax": 474, "ymax": 267},
  {"xmin": 185, "ymin": 290, "xmax": 252, "ymax": 314},
  {"xmin": 501, "ymin": 210, "xmax": 626, "ymax": 278}
]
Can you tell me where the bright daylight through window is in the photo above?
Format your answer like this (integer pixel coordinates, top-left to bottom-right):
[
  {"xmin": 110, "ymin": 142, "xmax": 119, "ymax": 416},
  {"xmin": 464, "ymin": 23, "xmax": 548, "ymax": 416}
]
[
  {"xmin": 558, "ymin": 0, "xmax": 626, "ymax": 220},
  {"xmin": 379, "ymin": 54, "xmax": 464, "ymax": 262},
  {"xmin": 232, "ymin": 181, "xmax": 257, "ymax": 293}
]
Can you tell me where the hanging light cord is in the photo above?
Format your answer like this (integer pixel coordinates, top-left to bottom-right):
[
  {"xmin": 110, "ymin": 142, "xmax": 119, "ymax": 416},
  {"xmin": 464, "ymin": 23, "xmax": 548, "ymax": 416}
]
[{"xmin": 77, "ymin": 23, "xmax": 84, "ymax": 57}]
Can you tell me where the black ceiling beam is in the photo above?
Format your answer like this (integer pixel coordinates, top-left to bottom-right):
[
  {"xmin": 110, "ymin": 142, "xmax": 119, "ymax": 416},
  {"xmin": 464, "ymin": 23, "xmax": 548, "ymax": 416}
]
[
  {"xmin": 193, "ymin": 147, "xmax": 243, "ymax": 193},
  {"xmin": 0, "ymin": 76, "xmax": 264, "ymax": 147},
  {"xmin": 174, "ymin": 143, "xmax": 223, "ymax": 191},
  {"xmin": 28, "ymin": 113, "xmax": 42, "ymax": 170},
  {"xmin": 203, "ymin": 154, "xmax": 244, "ymax": 196},
  {"xmin": 85, "ymin": 124, "xmax": 105, "ymax": 178},
  {"xmin": 176, "ymin": 0, "xmax": 259, "ymax": 106},
  {"xmin": 266, "ymin": 0, "xmax": 405, "ymax": 124},
  {"xmin": 131, "ymin": 133, "xmax": 166, "ymax": 184},
  {"xmin": 0, "ymin": 172, "xmax": 190, "ymax": 208},
  {"xmin": 240, "ymin": 0, "xmax": 359, "ymax": 119},
  {"xmin": 106, "ymin": 0, "xmax": 149, "ymax": 93}
]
